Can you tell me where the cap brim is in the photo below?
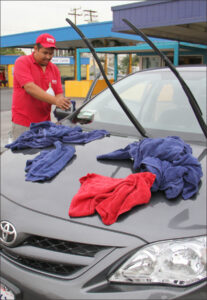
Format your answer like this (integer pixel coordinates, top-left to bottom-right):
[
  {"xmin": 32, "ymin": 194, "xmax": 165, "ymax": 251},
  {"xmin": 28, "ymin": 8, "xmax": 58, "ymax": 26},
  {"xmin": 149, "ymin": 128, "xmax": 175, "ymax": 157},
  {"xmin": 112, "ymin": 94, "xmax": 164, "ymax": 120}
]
[{"xmin": 41, "ymin": 43, "xmax": 57, "ymax": 49}]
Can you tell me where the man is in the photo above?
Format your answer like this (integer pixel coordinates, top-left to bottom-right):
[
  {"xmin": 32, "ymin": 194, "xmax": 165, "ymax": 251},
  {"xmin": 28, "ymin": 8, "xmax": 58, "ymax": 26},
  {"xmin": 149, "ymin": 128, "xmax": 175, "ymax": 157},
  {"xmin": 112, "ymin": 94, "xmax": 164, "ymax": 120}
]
[{"xmin": 11, "ymin": 33, "xmax": 71, "ymax": 140}]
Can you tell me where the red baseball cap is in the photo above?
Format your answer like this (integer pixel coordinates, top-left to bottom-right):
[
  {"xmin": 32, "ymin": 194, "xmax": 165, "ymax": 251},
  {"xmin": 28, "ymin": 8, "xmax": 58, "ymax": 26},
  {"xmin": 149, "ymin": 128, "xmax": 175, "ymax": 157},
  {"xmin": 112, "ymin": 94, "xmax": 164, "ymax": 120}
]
[{"xmin": 36, "ymin": 33, "xmax": 57, "ymax": 48}]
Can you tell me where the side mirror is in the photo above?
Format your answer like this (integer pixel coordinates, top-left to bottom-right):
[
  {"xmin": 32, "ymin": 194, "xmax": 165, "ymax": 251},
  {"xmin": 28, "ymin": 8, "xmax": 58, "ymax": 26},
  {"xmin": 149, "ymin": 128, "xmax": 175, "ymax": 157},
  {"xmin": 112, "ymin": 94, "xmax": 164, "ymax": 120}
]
[
  {"xmin": 54, "ymin": 73, "xmax": 101, "ymax": 121},
  {"xmin": 53, "ymin": 100, "xmax": 76, "ymax": 121}
]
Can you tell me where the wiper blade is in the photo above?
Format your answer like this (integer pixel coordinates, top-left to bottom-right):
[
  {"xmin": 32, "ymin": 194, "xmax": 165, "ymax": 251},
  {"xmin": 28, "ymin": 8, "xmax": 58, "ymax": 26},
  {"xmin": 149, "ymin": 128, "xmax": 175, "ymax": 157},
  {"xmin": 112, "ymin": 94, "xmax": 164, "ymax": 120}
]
[
  {"xmin": 65, "ymin": 18, "xmax": 148, "ymax": 138},
  {"xmin": 122, "ymin": 18, "xmax": 207, "ymax": 139}
]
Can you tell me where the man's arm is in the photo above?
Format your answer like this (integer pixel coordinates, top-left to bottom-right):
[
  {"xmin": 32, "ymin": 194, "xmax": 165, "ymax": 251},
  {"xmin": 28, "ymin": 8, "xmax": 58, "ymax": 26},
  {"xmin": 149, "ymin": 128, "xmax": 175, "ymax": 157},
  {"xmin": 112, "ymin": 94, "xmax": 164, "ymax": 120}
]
[{"xmin": 24, "ymin": 82, "xmax": 71, "ymax": 110}]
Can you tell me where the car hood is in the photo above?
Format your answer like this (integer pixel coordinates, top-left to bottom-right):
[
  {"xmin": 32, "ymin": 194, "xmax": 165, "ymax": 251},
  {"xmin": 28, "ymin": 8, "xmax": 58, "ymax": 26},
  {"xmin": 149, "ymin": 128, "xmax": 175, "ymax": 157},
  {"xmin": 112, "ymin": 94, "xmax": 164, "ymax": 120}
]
[{"xmin": 1, "ymin": 134, "xmax": 206, "ymax": 243}]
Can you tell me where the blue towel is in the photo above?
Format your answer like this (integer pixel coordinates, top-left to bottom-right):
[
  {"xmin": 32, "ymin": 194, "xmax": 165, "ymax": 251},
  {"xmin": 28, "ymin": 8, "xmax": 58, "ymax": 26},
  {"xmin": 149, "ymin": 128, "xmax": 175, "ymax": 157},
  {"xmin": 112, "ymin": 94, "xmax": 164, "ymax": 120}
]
[
  {"xmin": 62, "ymin": 129, "xmax": 111, "ymax": 144},
  {"xmin": 97, "ymin": 136, "xmax": 203, "ymax": 200},
  {"xmin": 5, "ymin": 121, "xmax": 110, "ymax": 151},
  {"xmin": 25, "ymin": 141, "xmax": 75, "ymax": 182}
]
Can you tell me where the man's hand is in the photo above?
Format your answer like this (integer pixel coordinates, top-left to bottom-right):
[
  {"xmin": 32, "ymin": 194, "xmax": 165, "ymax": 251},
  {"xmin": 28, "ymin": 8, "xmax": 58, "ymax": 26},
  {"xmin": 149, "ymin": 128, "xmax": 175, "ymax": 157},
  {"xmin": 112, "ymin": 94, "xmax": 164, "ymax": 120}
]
[
  {"xmin": 24, "ymin": 83, "xmax": 71, "ymax": 110},
  {"xmin": 55, "ymin": 96, "xmax": 71, "ymax": 110}
]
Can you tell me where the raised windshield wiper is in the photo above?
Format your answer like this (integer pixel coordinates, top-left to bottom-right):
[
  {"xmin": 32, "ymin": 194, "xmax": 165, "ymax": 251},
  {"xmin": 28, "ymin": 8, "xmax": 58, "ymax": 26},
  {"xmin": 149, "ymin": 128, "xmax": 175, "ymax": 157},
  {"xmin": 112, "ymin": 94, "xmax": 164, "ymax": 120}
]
[
  {"xmin": 122, "ymin": 18, "xmax": 207, "ymax": 139},
  {"xmin": 65, "ymin": 18, "xmax": 148, "ymax": 138}
]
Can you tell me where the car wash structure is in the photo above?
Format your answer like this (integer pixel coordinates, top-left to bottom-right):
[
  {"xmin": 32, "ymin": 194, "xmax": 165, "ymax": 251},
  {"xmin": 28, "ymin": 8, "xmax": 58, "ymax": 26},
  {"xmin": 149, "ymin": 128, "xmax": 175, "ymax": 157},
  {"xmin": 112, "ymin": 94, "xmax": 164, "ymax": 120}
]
[
  {"xmin": 111, "ymin": 0, "xmax": 207, "ymax": 45},
  {"xmin": 75, "ymin": 40, "xmax": 207, "ymax": 80},
  {"xmin": 1, "ymin": 0, "xmax": 207, "ymax": 97},
  {"xmin": 0, "ymin": 21, "xmax": 144, "ymax": 91}
]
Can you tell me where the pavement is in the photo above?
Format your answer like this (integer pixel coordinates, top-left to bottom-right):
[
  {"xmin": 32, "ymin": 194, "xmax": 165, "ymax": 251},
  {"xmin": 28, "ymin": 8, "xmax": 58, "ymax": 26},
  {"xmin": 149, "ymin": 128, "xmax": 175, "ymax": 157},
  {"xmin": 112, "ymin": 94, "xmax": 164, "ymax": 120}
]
[
  {"xmin": 1, "ymin": 88, "xmax": 12, "ymax": 153},
  {"xmin": 0, "ymin": 87, "xmax": 84, "ymax": 154}
]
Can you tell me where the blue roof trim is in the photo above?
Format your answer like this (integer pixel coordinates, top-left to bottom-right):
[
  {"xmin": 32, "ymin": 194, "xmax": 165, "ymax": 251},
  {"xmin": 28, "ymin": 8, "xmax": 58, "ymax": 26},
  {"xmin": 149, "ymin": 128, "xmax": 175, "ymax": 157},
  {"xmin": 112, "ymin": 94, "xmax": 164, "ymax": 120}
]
[
  {"xmin": 180, "ymin": 42, "xmax": 207, "ymax": 50},
  {"xmin": 1, "ymin": 21, "xmax": 112, "ymax": 39},
  {"xmin": 0, "ymin": 21, "xmax": 151, "ymax": 48},
  {"xmin": 0, "ymin": 55, "xmax": 21, "ymax": 65},
  {"xmin": 0, "ymin": 55, "xmax": 90, "ymax": 65},
  {"xmin": 78, "ymin": 40, "xmax": 207, "ymax": 53}
]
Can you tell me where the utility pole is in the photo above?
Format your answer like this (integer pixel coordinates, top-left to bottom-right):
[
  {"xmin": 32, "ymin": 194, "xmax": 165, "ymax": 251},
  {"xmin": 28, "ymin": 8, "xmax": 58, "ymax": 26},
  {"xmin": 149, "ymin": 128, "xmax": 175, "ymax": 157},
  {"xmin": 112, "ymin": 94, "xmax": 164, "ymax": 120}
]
[
  {"xmin": 68, "ymin": 8, "xmax": 82, "ymax": 80},
  {"xmin": 84, "ymin": 9, "xmax": 98, "ymax": 23},
  {"xmin": 68, "ymin": 7, "xmax": 82, "ymax": 25}
]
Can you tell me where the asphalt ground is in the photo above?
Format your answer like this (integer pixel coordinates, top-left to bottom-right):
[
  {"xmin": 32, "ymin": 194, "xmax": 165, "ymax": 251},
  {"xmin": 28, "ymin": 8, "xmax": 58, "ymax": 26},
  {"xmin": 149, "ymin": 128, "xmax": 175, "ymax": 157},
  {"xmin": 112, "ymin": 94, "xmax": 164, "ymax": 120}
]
[
  {"xmin": 0, "ymin": 88, "xmax": 13, "ymax": 153},
  {"xmin": 0, "ymin": 87, "xmax": 84, "ymax": 154}
]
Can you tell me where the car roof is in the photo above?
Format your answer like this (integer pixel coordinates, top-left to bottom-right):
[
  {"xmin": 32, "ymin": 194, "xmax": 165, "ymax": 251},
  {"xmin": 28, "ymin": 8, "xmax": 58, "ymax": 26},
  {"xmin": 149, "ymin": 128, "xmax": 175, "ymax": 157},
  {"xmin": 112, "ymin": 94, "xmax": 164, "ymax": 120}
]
[{"xmin": 139, "ymin": 64, "xmax": 206, "ymax": 73}]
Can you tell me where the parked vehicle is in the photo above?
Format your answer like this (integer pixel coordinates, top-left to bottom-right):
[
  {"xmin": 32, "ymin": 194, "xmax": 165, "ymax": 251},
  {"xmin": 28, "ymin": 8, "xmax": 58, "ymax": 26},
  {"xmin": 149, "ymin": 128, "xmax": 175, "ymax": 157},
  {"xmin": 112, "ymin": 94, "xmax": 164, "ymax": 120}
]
[{"xmin": 0, "ymin": 65, "xmax": 206, "ymax": 300}]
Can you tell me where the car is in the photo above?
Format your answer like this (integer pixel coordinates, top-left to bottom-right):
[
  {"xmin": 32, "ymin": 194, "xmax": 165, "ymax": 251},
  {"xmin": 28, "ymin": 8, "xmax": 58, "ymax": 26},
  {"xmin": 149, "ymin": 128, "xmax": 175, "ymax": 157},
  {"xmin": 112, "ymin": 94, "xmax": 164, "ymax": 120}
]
[{"xmin": 0, "ymin": 64, "xmax": 206, "ymax": 300}]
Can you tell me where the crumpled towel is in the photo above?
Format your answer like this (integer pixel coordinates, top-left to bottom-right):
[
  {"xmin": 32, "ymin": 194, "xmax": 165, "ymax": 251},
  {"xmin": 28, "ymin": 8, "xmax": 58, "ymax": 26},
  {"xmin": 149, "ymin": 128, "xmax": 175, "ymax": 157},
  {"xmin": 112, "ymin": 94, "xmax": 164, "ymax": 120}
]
[
  {"xmin": 69, "ymin": 172, "xmax": 156, "ymax": 225},
  {"xmin": 97, "ymin": 136, "xmax": 203, "ymax": 200},
  {"xmin": 25, "ymin": 141, "xmax": 75, "ymax": 182},
  {"xmin": 5, "ymin": 121, "xmax": 110, "ymax": 151}
]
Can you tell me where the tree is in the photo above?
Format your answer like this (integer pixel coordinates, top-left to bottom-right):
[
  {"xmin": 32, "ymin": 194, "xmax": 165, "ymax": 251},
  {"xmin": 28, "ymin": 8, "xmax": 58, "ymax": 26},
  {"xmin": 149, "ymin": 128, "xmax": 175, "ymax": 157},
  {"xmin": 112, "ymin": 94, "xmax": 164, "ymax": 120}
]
[
  {"xmin": 119, "ymin": 54, "xmax": 139, "ymax": 74},
  {"xmin": 0, "ymin": 48, "xmax": 26, "ymax": 55}
]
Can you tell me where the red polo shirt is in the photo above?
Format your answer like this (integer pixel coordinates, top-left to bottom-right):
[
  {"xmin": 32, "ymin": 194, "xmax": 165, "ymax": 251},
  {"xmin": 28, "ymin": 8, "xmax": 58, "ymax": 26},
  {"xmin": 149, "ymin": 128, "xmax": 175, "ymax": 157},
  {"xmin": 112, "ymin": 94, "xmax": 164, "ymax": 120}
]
[{"xmin": 12, "ymin": 53, "xmax": 63, "ymax": 127}]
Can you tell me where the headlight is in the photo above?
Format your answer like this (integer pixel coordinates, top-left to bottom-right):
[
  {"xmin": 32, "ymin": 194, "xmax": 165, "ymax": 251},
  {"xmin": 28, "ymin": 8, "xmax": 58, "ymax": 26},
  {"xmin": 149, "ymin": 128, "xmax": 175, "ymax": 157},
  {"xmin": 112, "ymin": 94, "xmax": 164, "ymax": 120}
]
[{"xmin": 109, "ymin": 236, "xmax": 206, "ymax": 286}]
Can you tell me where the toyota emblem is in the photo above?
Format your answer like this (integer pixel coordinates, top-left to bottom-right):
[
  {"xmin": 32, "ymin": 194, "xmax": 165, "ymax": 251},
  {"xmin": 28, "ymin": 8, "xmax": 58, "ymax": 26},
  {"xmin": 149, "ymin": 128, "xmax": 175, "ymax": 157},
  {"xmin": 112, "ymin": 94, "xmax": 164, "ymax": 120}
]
[{"xmin": 0, "ymin": 221, "xmax": 17, "ymax": 246}]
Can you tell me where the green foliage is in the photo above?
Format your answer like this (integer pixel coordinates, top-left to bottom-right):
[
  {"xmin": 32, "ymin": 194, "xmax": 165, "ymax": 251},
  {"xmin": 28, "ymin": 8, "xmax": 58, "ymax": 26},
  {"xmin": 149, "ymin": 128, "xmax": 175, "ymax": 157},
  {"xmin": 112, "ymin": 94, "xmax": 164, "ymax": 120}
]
[
  {"xmin": 119, "ymin": 54, "xmax": 139, "ymax": 74},
  {"xmin": 0, "ymin": 48, "xmax": 26, "ymax": 55}
]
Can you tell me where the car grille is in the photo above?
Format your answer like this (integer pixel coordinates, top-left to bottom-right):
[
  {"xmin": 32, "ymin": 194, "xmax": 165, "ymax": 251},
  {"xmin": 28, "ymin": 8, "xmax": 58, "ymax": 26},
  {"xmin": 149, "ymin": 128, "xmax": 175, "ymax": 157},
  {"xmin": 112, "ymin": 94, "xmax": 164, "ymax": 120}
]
[
  {"xmin": 23, "ymin": 235, "xmax": 106, "ymax": 257},
  {"xmin": 1, "ymin": 250, "xmax": 82, "ymax": 276},
  {"xmin": 1, "ymin": 235, "xmax": 111, "ymax": 278}
]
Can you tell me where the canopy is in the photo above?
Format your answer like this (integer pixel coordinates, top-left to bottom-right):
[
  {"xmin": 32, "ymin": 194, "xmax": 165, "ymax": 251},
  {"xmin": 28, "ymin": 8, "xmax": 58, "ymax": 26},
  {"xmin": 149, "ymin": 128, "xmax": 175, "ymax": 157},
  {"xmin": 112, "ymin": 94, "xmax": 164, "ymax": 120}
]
[{"xmin": 112, "ymin": 0, "xmax": 207, "ymax": 45}]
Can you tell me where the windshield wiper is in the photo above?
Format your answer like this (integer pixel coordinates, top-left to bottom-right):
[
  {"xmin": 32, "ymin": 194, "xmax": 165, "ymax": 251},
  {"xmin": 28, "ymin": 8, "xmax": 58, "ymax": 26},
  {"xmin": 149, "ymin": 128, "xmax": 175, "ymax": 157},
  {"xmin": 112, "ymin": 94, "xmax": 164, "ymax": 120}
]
[
  {"xmin": 65, "ymin": 18, "xmax": 148, "ymax": 138},
  {"xmin": 122, "ymin": 18, "xmax": 207, "ymax": 139}
]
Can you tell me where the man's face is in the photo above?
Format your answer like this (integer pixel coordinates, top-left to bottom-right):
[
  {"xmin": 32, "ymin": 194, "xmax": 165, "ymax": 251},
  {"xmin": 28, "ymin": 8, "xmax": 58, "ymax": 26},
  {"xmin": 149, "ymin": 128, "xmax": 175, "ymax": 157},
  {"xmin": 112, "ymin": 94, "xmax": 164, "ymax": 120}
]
[{"xmin": 34, "ymin": 46, "xmax": 54, "ymax": 66}]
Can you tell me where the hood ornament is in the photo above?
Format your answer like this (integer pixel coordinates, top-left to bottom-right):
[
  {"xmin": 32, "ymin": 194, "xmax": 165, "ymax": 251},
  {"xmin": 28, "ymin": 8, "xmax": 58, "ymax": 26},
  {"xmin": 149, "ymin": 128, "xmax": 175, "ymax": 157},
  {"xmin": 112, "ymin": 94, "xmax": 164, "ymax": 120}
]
[{"xmin": 0, "ymin": 221, "xmax": 17, "ymax": 246}]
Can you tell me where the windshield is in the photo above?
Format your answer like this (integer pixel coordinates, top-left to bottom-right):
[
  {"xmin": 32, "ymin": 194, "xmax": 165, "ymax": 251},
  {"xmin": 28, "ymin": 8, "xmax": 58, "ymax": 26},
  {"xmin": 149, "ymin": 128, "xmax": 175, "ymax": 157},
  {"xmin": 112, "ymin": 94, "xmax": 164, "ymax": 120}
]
[{"xmin": 71, "ymin": 67, "xmax": 206, "ymax": 138}]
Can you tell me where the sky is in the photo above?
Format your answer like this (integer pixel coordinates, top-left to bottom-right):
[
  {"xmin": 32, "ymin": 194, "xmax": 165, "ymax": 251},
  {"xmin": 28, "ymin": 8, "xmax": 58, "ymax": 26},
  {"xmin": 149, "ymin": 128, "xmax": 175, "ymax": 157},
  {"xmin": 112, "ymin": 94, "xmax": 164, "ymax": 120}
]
[{"xmin": 1, "ymin": 0, "xmax": 139, "ymax": 36}]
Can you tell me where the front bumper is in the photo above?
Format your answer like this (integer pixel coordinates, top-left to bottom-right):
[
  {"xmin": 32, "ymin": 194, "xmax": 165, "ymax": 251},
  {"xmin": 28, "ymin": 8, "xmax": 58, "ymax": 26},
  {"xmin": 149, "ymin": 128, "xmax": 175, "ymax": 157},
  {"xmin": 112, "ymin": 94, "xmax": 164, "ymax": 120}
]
[
  {"xmin": 1, "ymin": 255, "xmax": 207, "ymax": 300},
  {"xmin": 1, "ymin": 196, "xmax": 206, "ymax": 300}
]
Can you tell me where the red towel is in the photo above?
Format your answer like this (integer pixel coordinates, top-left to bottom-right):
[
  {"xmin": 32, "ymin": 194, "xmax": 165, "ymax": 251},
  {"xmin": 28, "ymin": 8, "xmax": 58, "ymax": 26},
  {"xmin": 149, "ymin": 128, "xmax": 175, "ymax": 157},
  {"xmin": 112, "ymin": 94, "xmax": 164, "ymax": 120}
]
[{"xmin": 69, "ymin": 172, "xmax": 156, "ymax": 225}]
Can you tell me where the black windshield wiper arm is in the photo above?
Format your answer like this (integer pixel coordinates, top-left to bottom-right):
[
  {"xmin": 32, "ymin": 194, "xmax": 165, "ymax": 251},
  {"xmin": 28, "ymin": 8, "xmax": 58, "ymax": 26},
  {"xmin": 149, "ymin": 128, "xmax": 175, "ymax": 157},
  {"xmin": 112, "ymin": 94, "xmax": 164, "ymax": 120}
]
[
  {"xmin": 122, "ymin": 18, "xmax": 207, "ymax": 139},
  {"xmin": 65, "ymin": 18, "xmax": 148, "ymax": 138}
]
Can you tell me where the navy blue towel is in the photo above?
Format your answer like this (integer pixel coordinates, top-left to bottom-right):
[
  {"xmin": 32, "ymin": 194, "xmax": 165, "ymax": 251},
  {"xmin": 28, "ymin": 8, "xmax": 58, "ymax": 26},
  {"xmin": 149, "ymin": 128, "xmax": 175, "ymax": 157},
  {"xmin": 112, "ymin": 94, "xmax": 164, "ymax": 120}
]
[
  {"xmin": 62, "ymin": 130, "xmax": 111, "ymax": 144},
  {"xmin": 5, "ymin": 121, "xmax": 110, "ymax": 151},
  {"xmin": 97, "ymin": 136, "xmax": 203, "ymax": 200},
  {"xmin": 25, "ymin": 141, "xmax": 75, "ymax": 182}
]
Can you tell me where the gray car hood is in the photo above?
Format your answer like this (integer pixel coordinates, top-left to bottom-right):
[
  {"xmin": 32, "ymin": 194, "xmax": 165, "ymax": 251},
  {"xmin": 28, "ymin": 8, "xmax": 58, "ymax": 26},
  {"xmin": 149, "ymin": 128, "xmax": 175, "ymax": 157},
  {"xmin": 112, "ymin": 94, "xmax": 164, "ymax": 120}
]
[{"xmin": 1, "ymin": 134, "xmax": 206, "ymax": 243}]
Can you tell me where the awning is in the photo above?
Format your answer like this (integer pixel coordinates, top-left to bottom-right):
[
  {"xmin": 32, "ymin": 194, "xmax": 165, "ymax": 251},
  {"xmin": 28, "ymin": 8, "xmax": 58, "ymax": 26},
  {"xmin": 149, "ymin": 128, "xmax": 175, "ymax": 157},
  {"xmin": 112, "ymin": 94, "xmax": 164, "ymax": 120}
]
[
  {"xmin": 112, "ymin": 0, "xmax": 207, "ymax": 45},
  {"xmin": 0, "ymin": 21, "xmax": 146, "ymax": 49}
]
